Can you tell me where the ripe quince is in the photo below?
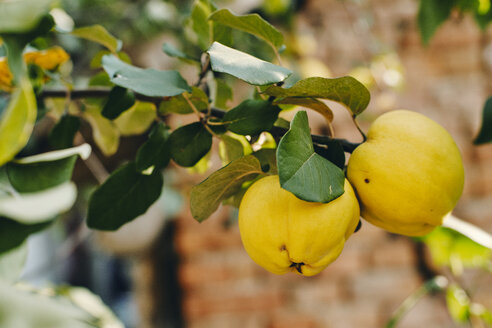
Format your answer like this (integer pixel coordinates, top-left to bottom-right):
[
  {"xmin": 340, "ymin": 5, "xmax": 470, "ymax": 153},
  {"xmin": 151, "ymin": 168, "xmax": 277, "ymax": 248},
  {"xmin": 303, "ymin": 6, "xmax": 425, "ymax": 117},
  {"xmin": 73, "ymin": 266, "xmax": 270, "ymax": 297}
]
[
  {"xmin": 238, "ymin": 175, "xmax": 360, "ymax": 276},
  {"xmin": 347, "ymin": 110, "xmax": 464, "ymax": 236}
]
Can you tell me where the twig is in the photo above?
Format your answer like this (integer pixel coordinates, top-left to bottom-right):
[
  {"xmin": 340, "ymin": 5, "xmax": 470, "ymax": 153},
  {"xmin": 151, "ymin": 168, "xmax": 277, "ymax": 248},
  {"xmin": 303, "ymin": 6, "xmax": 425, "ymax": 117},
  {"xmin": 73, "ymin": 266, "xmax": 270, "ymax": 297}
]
[{"xmin": 39, "ymin": 88, "xmax": 362, "ymax": 153}]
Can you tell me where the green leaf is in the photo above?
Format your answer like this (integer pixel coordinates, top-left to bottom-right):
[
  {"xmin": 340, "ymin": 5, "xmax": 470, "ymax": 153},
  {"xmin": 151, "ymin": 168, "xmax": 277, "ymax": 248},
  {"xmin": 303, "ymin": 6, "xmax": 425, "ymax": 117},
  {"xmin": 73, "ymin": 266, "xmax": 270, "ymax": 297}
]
[
  {"xmin": 418, "ymin": 0, "xmax": 455, "ymax": 45},
  {"xmin": 159, "ymin": 87, "xmax": 208, "ymax": 115},
  {"xmin": 190, "ymin": 155, "xmax": 264, "ymax": 221},
  {"xmin": 49, "ymin": 114, "xmax": 81, "ymax": 150},
  {"xmin": 207, "ymin": 42, "xmax": 292, "ymax": 86},
  {"xmin": 422, "ymin": 226, "xmax": 491, "ymax": 269},
  {"xmin": 0, "ymin": 242, "xmax": 27, "ymax": 283},
  {"xmin": 273, "ymin": 97, "xmax": 334, "ymax": 123},
  {"xmin": 446, "ymin": 284, "xmax": 470, "ymax": 323},
  {"xmin": 6, "ymin": 144, "xmax": 90, "ymax": 193},
  {"xmin": 219, "ymin": 135, "xmax": 244, "ymax": 164},
  {"xmin": 83, "ymin": 106, "xmax": 120, "ymax": 156},
  {"xmin": 0, "ymin": 79, "xmax": 37, "ymax": 166},
  {"xmin": 169, "ymin": 122, "xmax": 212, "ymax": 167},
  {"xmin": 223, "ymin": 99, "xmax": 280, "ymax": 135},
  {"xmin": 102, "ymin": 55, "xmax": 191, "ymax": 97},
  {"xmin": 314, "ymin": 140, "xmax": 345, "ymax": 170},
  {"xmin": 0, "ymin": 0, "xmax": 54, "ymax": 33},
  {"xmin": 0, "ymin": 182, "xmax": 77, "ymax": 224},
  {"xmin": 101, "ymin": 86, "xmax": 136, "ymax": 120},
  {"xmin": 264, "ymin": 76, "xmax": 370, "ymax": 116},
  {"xmin": 87, "ymin": 162, "xmax": 163, "ymax": 231},
  {"xmin": 253, "ymin": 148, "xmax": 278, "ymax": 174},
  {"xmin": 0, "ymin": 281, "xmax": 93, "ymax": 327},
  {"xmin": 0, "ymin": 217, "xmax": 52, "ymax": 254},
  {"xmin": 190, "ymin": 0, "xmax": 214, "ymax": 50},
  {"xmin": 136, "ymin": 123, "xmax": 171, "ymax": 172},
  {"xmin": 114, "ymin": 101, "xmax": 156, "ymax": 136},
  {"xmin": 277, "ymin": 111, "xmax": 345, "ymax": 203},
  {"xmin": 209, "ymin": 9, "xmax": 284, "ymax": 50},
  {"xmin": 162, "ymin": 42, "xmax": 199, "ymax": 62},
  {"xmin": 214, "ymin": 78, "xmax": 233, "ymax": 109},
  {"xmin": 71, "ymin": 24, "xmax": 121, "ymax": 53},
  {"xmin": 474, "ymin": 96, "xmax": 492, "ymax": 145}
]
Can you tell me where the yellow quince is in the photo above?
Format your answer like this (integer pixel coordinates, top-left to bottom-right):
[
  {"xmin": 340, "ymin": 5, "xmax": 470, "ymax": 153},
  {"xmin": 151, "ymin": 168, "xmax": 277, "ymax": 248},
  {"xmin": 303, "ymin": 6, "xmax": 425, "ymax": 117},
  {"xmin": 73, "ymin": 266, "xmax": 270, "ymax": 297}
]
[
  {"xmin": 238, "ymin": 175, "xmax": 360, "ymax": 276},
  {"xmin": 347, "ymin": 110, "xmax": 464, "ymax": 236}
]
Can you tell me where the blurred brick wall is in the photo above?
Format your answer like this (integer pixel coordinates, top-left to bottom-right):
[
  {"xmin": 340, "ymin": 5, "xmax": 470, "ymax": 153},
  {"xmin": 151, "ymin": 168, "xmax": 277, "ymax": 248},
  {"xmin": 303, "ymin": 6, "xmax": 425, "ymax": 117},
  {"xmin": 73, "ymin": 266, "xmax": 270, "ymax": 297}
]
[{"xmin": 134, "ymin": 0, "xmax": 492, "ymax": 327}]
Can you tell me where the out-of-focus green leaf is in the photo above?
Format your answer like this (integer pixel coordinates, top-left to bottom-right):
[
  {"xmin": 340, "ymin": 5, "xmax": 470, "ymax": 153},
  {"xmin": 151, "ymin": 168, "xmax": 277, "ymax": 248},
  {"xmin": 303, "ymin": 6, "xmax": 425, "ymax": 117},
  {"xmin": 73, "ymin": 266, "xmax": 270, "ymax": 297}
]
[
  {"xmin": 422, "ymin": 226, "xmax": 492, "ymax": 270},
  {"xmin": 0, "ymin": 0, "xmax": 54, "ymax": 33},
  {"xmin": 209, "ymin": 9, "xmax": 284, "ymax": 50},
  {"xmin": 474, "ymin": 96, "xmax": 492, "ymax": 145},
  {"xmin": 6, "ymin": 144, "xmax": 90, "ymax": 193},
  {"xmin": 0, "ymin": 217, "xmax": 52, "ymax": 254},
  {"xmin": 190, "ymin": 155, "xmax": 264, "ymax": 221},
  {"xmin": 71, "ymin": 24, "xmax": 121, "ymax": 53},
  {"xmin": 87, "ymin": 162, "xmax": 163, "ymax": 231},
  {"xmin": 49, "ymin": 114, "xmax": 81, "ymax": 150},
  {"xmin": 277, "ymin": 111, "xmax": 345, "ymax": 203},
  {"xmin": 207, "ymin": 42, "xmax": 291, "ymax": 86},
  {"xmin": 0, "ymin": 79, "xmax": 37, "ymax": 166},
  {"xmin": 417, "ymin": 0, "xmax": 455, "ymax": 45},
  {"xmin": 0, "ymin": 281, "xmax": 93, "ymax": 328},
  {"xmin": 83, "ymin": 106, "xmax": 120, "ymax": 156},
  {"xmin": 169, "ymin": 122, "xmax": 212, "ymax": 167},
  {"xmin": 219, "ymin": 135, "xmax": 244, "ymax": 165},
  {"xmin": 0, "ymin": 242, "xmax": 27, "ymax": 283},
  {"xmin": 214, "ymin": 78, "xmax": 233, "ymax": 109},
  {"xmin": 162, "ymin": 42, "xmax": 199, "ymax": 62},
  {"xmin": 0, "ymin": 182, "xmax": 77, "ymax": 224},
  {"xmin": 273, "ymin": 97, "xmax": 334, "ymax": 123},
  {"xmin": 102, "ymin": 55, "xmax": 191, "ymax": 97},
  {"xmin": 114, "ymin": 101, "xmax": 156, "ymax": 136},
  {"xmin": 264, "ymin": 76, "xmax": 370, "ymax": 116},
  {"xmin": 446, "ymin": 284, "xmax": 470, "ymax": 324}
]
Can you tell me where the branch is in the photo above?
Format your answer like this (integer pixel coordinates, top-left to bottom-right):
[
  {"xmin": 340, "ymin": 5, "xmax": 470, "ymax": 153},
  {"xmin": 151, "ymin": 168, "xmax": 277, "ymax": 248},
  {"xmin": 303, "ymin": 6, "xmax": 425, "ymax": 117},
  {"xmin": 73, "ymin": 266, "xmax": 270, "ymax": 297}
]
[{"xmin": 39, "ymin": 88, "xmax": 362, "ymax": 153}]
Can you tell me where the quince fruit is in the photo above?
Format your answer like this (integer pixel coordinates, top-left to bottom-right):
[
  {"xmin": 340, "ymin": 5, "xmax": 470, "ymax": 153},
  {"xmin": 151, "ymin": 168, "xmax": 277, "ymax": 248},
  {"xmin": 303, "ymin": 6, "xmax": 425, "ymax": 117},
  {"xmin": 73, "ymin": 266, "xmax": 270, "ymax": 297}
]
[
  {"xmin": 347, "ymin": 110, "xmax": 464, "ymax": 236},
  {"xmin": 238, "ymin": 175, "xmax": 360, "ymax": 276}
]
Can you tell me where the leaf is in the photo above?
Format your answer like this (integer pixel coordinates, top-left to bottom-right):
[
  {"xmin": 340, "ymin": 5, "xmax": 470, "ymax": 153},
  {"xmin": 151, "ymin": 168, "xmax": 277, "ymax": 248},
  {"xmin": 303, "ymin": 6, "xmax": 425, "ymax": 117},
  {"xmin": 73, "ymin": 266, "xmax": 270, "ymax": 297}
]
[
  {"xmin": 0, "ymin": 217, "xmax": 51, "ymax": 254},
  {"xmin": 209, "ymin": 9, "xmax": 284, "ymax": 50},
  {"xmin": 6, "ymin": 144, "xmax": 90, "ymax": 193},
  {"xmin": 207, "ymin": 42, "xmax": 291, "ymax": 86},
  {"xmin": 101, "ymin": 86, "xmax": 136, "ymax": 120},
  {"xmin": 277, "ymin": 111, "xmax": 345, "ymax": 203},
  {"xmin": 446, "ymin": 285, "xmax": 470, "ymax": 323},
  {"xmin": 0, "ymin": 182, "xmax": 77, "ymax": 224},
  {"xmin": 214, "ymin": 78, "xmax": 233, "ymax": 109},
  {"xmin": 114, "ymin": 101, "xmax": 156, "ymax": 136},
  {"xmin": 159, "ymin": 87, "xmax": 208, "ymax": 115},
  {"xmin": 87, "ymin": 162, "xmax": 163, "ymax": 231},
  {"xmin": 0, "ymin": 0, "xmax": 54, "ymax": 33},
  {"xmin": 0, "ymin": 281, "xmax": 93, "ymax": 328},
  {"xmin": 0, "ymin": 241, "xmax": 27, "ymax": 283},
  {"xmin": 190, "ymin": 155, "xmax": 264, "ymax": 221},
  {"xmin": 136, "ymin": 123, "xmax": 171, "ymax": 172},
  {"xmin": 71, "ymin": 24, "xmax": 121, "ymax": 53},
  {"xmin": 49, "ymin": 114, "xmax": 81, "ymax": 149},
  {"xmin": 0, "ymin": 79, "xmax": 37, "ymax": 166},
  {"xmin": 190, "ymin": 0, "xmax": 214, "ymax": 50},
  {"xmin": 102, "ymin": 55, "xmax": 191, "ymax": 97},
  {"xmin": 273, "ymin": 97, "xmax": 334, "ymax": 123},
  {"xmin": 162, "ymin": 42, "xmax": 199, "ymax": 62},
  {"xmin": 219, "ymin": 135, "xmax": 244, "ymax": 164},
  {"xmin": 223, "ymin": 99, "xmax": 280, "ymax": 135},
  {"xmin": 169, "ymin": 122, "xmax": 213, "ymax": 167},
  {"xmin": 253, "ymin": 148, "xmax": 278, "ymax": 174},
  {"xmin": 83, "ymin": 106, "xmax": 120, "ymax": 156},
  {"xmin": 417, "ymin": 0, "xmax": 455, "ymax": 45},
  {"xmin": 474, "ymin": 96, "xmax": 492, "ymax": 145},
  {"xmin": 264, "ymin": 76, "xmax": 370, "ymax": 116}
]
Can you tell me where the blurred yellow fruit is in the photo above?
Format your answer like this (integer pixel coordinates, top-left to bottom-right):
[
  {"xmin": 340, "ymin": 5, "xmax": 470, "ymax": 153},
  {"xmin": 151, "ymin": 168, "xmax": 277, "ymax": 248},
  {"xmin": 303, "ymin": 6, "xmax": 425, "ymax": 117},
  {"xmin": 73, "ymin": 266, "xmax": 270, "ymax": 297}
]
[
  {"xmin": 347, "ymin": 110, "xmax": 464, "ymax": 236},
  {"xmin": 24, "ymin": 46, "xmax": 69, "ymax": 70},
  {"xmin": 239, "ymin": 175, "xmax": 360, "ymax": 276}
]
